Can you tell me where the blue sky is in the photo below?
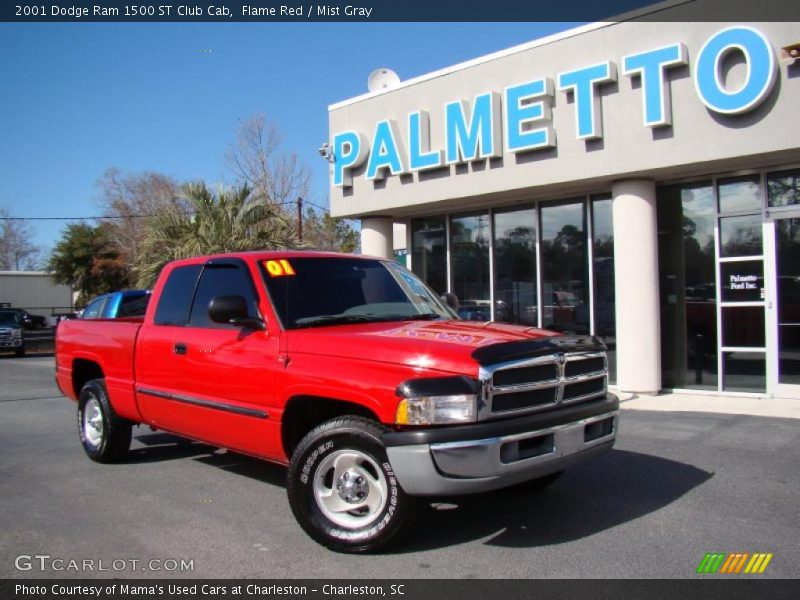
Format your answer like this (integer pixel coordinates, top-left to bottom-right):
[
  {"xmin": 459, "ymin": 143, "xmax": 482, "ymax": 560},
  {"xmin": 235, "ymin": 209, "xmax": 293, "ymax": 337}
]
[{"xmin": 0, "ymin": 22, "xmax": 579, "ymax": 252}]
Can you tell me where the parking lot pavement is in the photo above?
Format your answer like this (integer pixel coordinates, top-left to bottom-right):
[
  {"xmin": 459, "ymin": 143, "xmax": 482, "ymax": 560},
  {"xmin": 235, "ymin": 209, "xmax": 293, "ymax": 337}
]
[{"xmin": 1, "ymin": 356, "xmax": 798, "ymax": 579}]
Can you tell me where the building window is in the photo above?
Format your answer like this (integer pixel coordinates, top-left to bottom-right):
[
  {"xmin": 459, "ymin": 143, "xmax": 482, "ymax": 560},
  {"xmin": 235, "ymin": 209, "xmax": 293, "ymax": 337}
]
[
  {"xmin": 410, "ymin": 217, "xmax": 447, "ymax": 295},
  {"xmin": 591, "ymin": 194, "xmax": 616, "ymax": 384},
  {"xmin": 493, "ymin": 207, "xmax": 537, "ymax": 326},
  {"xmin": 450, "ymin": 213, "xmax": 491, "ymax": 321},
  {"xmin": 540, "ymin": 199, "xmax": 589, "ymax": 334},
  {"xmin": 767, "ymin": 169, "xmax": 800, "ymax": 208},
  {"xmin": 657, "ymin": 182, "xmax": 718, "ymax": 390},
  {"xmin": 716, "ymin": 175, "xmax": 766, "ymax": 393}
]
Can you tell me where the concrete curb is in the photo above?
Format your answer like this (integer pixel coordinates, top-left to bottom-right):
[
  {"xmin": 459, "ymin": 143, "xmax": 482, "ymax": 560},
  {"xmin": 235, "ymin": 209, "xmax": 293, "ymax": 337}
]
[{"xmin": 619, "ymin": 391, "xmax": 800, "ymax": 420}]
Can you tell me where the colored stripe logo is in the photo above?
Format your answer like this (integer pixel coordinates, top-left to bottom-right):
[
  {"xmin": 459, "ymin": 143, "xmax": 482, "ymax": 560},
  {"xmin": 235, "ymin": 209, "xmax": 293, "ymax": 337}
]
[{"xmin": 697, "ymin": 553, "xmax": 773, "ymax": 574}]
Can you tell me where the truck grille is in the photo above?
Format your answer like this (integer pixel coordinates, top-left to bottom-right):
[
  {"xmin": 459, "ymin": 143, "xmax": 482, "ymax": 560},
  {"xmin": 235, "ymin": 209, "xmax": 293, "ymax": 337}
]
[{"xmin": 479, "ymin": 352, "xmax": 607, "ymax": 420}]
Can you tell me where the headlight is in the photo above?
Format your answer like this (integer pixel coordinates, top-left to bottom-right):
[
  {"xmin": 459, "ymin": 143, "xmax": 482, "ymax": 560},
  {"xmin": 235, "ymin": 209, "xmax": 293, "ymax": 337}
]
[
  {"xmin": 396, "ymin": 394, "xmax": 477, "ymax": 425},
  {"xmin": 395, "ymin": 375, "xmax": 479, "ymax": 425},
  {"xmin": 12, "ymin": 330, "xmax": 22, "ymax": 338}
]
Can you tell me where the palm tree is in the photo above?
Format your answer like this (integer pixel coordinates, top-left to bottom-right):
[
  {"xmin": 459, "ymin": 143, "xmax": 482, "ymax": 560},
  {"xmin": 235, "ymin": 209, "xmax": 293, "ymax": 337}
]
[{"xmin": 136, "ymin": 181, "xmax": 298, "ymax": 287}]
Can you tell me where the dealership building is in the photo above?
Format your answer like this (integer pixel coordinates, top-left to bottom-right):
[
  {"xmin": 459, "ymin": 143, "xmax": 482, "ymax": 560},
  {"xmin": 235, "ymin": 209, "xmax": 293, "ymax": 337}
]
[{"xmin": 327, "ymin": 5, "xmax": 799, "ymax": 398}]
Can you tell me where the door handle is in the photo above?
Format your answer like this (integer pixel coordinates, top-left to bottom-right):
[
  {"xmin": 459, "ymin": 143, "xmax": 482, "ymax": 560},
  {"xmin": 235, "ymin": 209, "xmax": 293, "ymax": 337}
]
[{"xmin": 173, "ymin": 342, "xmax": 187, "ymax": 355}]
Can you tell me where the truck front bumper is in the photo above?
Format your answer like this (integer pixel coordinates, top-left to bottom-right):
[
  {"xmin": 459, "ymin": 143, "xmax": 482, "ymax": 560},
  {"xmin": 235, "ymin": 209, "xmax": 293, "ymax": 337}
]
[{"xmin": 383, "ymin": 394, "xmax": 618, "ymax": 496}]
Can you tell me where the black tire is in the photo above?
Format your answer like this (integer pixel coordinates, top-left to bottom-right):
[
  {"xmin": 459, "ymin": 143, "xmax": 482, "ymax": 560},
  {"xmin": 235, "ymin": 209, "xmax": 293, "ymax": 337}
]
[
  {"xmin": 77, "ymin": 379, "xmax": 132, "ymax": 463},
  {"xmin": 287, "ymin": 416, "xmax": 414, "ymax": 553},
  {"xmin": 14, "ymin": 346, "xmax": 25, "ymax": 357},
  {"xmin": 511, "ymin": 470, "xmax": 564, "ymax": 493}
]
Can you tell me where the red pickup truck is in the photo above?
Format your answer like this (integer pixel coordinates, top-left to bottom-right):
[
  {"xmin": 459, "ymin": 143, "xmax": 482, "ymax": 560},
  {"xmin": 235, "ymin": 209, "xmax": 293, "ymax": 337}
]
[{"xmin": 56, "ymin": 251, "xmax": 618, "ymax": 552}]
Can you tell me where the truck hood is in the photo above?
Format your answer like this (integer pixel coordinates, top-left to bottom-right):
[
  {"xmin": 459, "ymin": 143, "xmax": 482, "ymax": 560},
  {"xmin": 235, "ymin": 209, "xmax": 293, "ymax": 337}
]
[{"xmin": 286, "ymin": 320, "xmax": 565, "ymax": 375}]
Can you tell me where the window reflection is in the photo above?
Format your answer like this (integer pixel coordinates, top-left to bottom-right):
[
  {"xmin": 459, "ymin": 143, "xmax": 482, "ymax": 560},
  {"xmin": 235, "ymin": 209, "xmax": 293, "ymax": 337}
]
[
  {"xmin": 410, "ymin": 217, "xmax": 447, "ymax": 295},
  {"xmin": 657, "ymin": 183, "xmax": 718, "ymax": 390},
  {"xmin": 723, "ymin": 352, "xmax": 766, "ymax": 393},
  {"xmin": 722, "ymin": 307, "xmax": 765, "ymax": 347},
  {"xmin": 494, "ymin": 208, "xmax": 537, "ymax": 326},
  {"xmin": 776, "ymin": 218, "xmax": 800, "ymax": 385},
  {"xmin": 719, "ymin": 214, "xmax": 763, "ymax": 257},
  {"xmin": 718, "ymin": 175, "xmax": 761, "ymax": 213},
  {"xmin": 592, "ymin": 195, "xmax": 615, "ymax": 383},
  {"xmin": 540, "ymin": 200, "xmax": 589, "ymax": 334},
  {"xmin": 768, "ymin": 169, "xmax": 800, "ymax": 208},
  {"xmin": 450, "ymin": 213, "xmax": 490, "ymax": 321}
]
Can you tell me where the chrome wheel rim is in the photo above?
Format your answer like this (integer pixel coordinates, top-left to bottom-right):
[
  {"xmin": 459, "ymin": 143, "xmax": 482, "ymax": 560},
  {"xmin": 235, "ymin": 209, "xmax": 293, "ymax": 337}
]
[
  {"xmin": 83, "ymin": 396, "xmax": 104, "ymax": 449},
  {"xmin": 312, "ymin": 449, "xmax": 388, "ymax": 529}
]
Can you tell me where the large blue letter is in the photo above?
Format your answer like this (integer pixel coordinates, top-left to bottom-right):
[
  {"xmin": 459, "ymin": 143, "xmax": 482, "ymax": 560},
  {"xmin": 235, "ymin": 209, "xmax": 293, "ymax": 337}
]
[
  {"xmin": 332, "ymin": 131, "xmax": 368, "ymax": 188},
  {"xmin": 445, "ymin": 92, "xmax": 501, "ymax": 164},
  {"xmin": 408, "ymin": 111, "xmax": 443, "ymax": 171},
  {"xmin": 504, "ymin": 78, "xmax": 555, "ymax": 153},
  {"xmin": 366, "ymin": 119, "xmax": 407, "ymax": 181},
  {"xmin": 694, "ymin": 26, "xmax": 776, "ymax": 115},
  {"xmin": 557, "ymin": 62, "xmax": 617, "ymax": 140},
  {"xmin": 623, "ymin": 43, "xmax": 688, "ymax": 127}
]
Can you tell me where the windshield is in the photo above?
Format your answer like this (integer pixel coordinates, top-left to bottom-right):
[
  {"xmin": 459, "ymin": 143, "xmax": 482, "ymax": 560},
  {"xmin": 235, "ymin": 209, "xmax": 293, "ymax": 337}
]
[
  {"xmin": 261, "ymin": 257, "xmax": 456, "ymax": 329},
  {"xmin": 0, "ymin": 311, "xmax": 22, "ymax": 326}
]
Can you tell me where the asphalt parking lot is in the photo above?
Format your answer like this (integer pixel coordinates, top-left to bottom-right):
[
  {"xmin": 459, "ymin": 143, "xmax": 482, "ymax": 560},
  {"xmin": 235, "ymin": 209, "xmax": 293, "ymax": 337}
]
[{"xmin": 0, "ymin": 355, "xmax": 798, "ymax": 579}]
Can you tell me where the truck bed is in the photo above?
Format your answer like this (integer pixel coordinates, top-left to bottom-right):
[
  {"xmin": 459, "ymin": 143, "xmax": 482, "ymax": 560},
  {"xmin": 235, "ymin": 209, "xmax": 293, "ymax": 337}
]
[{"xmin": 56, "ymin": 317, "xmax": 144, "ymax": 422}]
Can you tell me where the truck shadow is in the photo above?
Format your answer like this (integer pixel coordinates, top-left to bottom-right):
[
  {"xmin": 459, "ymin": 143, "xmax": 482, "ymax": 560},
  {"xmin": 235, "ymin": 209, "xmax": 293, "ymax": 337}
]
[
  {"xmin": 394, "ymin": 448, "xmax": 713, "ymax": 551},
  {"xmin": 126, "ymin": 434, "xmax": 711, "ymax": 550},
  {"xmin": 128, "ymin": 432, "xmax": 287, "ymax": 487}
]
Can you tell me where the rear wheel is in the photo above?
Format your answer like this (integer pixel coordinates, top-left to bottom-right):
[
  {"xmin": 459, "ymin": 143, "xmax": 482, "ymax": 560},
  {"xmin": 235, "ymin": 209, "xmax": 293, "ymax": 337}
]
[
  {"xmin": 286, "ymin": 416, "xmax": 414, "ymax": 553},
  {"xmin": 77, "ymin": 379, "xmax": 132, "ymax": 463}
]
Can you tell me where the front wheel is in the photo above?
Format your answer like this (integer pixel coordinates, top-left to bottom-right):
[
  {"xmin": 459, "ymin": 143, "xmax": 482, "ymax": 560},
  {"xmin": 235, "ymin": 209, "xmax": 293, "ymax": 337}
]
[
  {"xmin": 77, "ymin": 379, "xmax": 132, "ymax": 463},
  {"xmin": 286, "ymin": 416, "xmax": 413, "ymax": 553}
]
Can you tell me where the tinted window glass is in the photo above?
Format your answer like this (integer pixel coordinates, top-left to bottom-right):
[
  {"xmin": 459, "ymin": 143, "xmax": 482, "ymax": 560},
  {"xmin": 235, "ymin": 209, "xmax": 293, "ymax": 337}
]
[
  {"xmin": 768, "ymin": 169, "xmax": 800, "ymax": 208},
  {"xmin": 718, "ymin": 175, "xmax": 761, "ymax": 213},
  {"xmin": 592, "ymin": 194, "xmax": 616, "ymax": 383},
  {"xmin": 0, "ymin": 311, "xmax": 22, "ymax": 326},
  {"xmin": 117, "ymin": 293, "xmax": 151, "ymax": 317},
  {"xmin": 410, "ymin": 217, "xmax": 447, "ymax": 295},
  {"xmin": 540, "ymin": 200, "xmax": 589, "ymax": 334},
  {"xmin": 657, "ymin": 182, "xmax": 717, "ymax": 390},
  {"xmin": 188, "ymin": 265, "xmax": 259, "ymax": 328},
  {"xmin": 494, "ymin": 207, "xmax": 537, "ymax": 326},
  {"xmin": 82, "ymin": 297, "xmax": 107, "ymax": 319},
  {"xmin": 450, "ymin": 213, "xmax": 490, "ymax": 321},
  {"xmin": 154, "ymin": 265, "xmax": 202, "ymax": 326},
  {"xmin": 720, "ymin": 214, "xmax": 762, "ymax": 257}
]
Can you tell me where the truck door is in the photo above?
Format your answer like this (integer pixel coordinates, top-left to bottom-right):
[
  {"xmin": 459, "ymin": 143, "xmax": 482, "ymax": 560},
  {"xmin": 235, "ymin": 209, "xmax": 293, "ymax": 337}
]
[
  {"xmin": 163, "ymin": 259, "xmax": 282, "ymax": 459},
  {"xmin": 135, "ymin": 264, "xmax": 202, "ymax": 427}
]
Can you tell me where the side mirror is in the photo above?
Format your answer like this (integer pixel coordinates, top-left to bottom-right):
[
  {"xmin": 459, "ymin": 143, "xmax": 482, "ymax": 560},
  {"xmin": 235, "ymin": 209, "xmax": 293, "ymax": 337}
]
[{"xmin": 208, "ymin": 295, "xmax": 265, "ymax": 330}]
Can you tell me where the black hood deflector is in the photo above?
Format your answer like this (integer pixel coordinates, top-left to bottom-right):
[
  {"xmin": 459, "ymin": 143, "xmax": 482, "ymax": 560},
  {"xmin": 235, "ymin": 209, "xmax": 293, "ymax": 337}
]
[{"xmin": 471, "ymin": 335, "xmax": 606, "ymax": 366}]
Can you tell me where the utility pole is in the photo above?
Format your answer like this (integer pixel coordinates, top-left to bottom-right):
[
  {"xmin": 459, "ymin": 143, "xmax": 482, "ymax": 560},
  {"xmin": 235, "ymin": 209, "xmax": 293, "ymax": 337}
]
[{"xmin": 296, "ymin": 197, "xmax": 303, "ymax": 241}]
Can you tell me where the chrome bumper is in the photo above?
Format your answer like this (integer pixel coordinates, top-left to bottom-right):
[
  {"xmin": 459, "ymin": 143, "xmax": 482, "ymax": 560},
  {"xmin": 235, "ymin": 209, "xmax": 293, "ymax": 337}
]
[{"xmin": 386, "ymin": 410, "xmax": 618, "ymax": 496}]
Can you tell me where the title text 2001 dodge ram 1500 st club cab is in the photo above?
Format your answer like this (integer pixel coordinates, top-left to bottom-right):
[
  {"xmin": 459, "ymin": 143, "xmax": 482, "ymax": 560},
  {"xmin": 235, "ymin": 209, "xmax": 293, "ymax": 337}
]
[{"xmin": 56, "ymin": 251, "xmax": 618, "ymax": 552}]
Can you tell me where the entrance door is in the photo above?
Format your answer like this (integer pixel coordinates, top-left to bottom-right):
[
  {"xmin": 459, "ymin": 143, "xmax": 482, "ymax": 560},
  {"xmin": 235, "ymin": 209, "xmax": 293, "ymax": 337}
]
[{"xmin": 766, "ymin": 212, "xmax": 800, "ymax": 398}]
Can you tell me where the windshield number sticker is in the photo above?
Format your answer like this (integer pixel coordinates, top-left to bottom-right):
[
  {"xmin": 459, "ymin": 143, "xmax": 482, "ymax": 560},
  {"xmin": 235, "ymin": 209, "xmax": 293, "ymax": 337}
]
[{"xmin": 265, "ymin": 259, "xmax": 296, "ymax": 277}]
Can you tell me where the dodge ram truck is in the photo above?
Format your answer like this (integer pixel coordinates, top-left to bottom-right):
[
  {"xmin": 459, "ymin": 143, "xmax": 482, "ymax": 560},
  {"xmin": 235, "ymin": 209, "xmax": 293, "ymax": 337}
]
[{"xmin": 55, "ymin": 251, "xmax": 618, "ymax": 552}]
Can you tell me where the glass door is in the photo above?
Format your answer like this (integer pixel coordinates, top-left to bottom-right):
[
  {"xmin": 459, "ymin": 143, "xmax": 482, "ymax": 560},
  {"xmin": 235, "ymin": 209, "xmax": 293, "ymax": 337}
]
[
  {"xmin": 766, "ymin": 214, "xmax": 800, "ymax": 398},
  {"xmin": 765, "ymin": 169, "xmax": 800, "ymax": 398}
]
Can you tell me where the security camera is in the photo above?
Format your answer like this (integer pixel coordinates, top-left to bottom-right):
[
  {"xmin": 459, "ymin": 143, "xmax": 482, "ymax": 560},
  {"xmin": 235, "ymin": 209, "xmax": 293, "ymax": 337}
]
[
  {"xmin": 317, "ymin": 143, "xmax": 333, "ymax": 161},
  {"xmin": 781, "ymin": 42, "xmax": 800, "ymax": 63}
]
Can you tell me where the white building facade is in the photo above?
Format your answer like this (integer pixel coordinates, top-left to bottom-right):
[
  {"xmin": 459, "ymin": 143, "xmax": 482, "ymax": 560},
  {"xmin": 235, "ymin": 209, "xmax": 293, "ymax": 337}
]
[{"xmin": 327, "ymin": 10, "xmax": 800, "ymax": 398}]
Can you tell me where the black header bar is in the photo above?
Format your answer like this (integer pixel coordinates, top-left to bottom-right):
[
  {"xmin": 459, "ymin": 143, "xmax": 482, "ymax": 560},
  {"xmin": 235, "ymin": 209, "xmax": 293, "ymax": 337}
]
[{"xmin": 3, "ymin": 0, "xmax": 799, "ymax": 22}]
